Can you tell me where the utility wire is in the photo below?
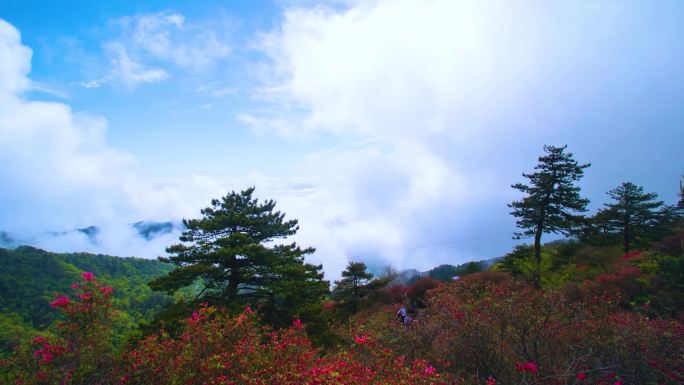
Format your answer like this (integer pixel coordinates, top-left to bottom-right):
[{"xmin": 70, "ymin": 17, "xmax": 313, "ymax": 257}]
[{"xmin": 313, "ymin": 231, "xmax": 512, "ymax": 263}]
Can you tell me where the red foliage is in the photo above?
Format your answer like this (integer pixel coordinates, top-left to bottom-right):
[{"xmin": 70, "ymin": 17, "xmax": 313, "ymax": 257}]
[
  {"xmin": 3, "ymin": 269, "xmax": 682, "ymax": 385},
  {"xmin": 406, "ymin": 277, "xmax": 441, "ymax": 306},
  {"xmin": 355, "ymin": 273, "xmax": 683, "ymax": 385},
  {"xmin": 619, "ymin": 251, "xmax": 644, "ymax": 261},
  {"xmin": 383, "ymin": 284, "xmax": 408, "ymax": 303},
  {"xmin": 3, "ymin": 272, "xmax": 115, "ymax": 385},
  {"xmin": 117, "ymin": 305, "xmax": 459, "ymax": 385}
]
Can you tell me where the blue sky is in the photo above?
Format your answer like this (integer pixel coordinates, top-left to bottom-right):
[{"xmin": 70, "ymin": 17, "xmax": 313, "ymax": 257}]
[{"xmin": 1, "ymin": 0, "xmax": 683, "ymax": 278}]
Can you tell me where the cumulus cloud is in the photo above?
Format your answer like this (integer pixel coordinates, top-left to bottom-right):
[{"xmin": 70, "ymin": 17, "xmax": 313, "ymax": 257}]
[
  {"xmin": 1, "ymin": 14, "xmax": 482, "ymax": 277},
  {"xmin": 0, "ymin": 20, "xmax": 338, "ymax": 270},
  {"xmin": 245, "ymin": 0, "xmax": 554, "ymax": 270},
  {"xmin": 242, "ymin": 0, "xmax": 684, "ymax": 272},
  {"xmin": 0, "ymin": 19, "xmax": 227, "ymax": 257}
]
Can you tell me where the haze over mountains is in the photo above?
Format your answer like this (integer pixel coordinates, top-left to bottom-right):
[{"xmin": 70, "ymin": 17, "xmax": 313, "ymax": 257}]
[{"xmin": 0, "ymin": 221, "xmax": 183, "ymax": 255}]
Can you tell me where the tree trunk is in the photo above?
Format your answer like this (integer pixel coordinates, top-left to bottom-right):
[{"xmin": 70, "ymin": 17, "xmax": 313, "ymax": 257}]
[
  {"xmin": 227, "ymin": 255, "xmax": 240, "ymax": 298},
  {"xmin": 533, "ymin": 193, "xmax": 551, "ymax": 290},
  {"xmin": 623, "ymin": 214, "xmax": 630, "ymax": 254},
  {"xmin": 533, "ymin": 226, "xmax": 543, "ymax": 289},
  {"xmin": 352, "ymin": 280, "xmax": 358, "ymax": 314},
  {"xmin": 623, "ymin": 225, "xmax": 630, "ymax": 254}
]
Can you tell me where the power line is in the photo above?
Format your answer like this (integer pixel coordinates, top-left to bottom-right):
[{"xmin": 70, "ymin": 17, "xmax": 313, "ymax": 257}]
[{"xmin": 313, "ymin": 231, "xmax": 512, "ymax": 263}]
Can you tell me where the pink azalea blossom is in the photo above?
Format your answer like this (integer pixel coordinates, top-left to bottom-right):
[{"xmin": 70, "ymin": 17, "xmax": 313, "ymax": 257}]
[
  {"xmin": 81, "ymin": 271, "xmax": 95, "ymax": 282},
  {"xmin": 100, "ymin": 286, "xmax": 114, "ymax": 295},
  {"xmin": 50, "ymin": 295, "xmax": 70, "ymax": 308},
  {"xmin": 424, "ymin": 366, "xmax": 435, "ymax": 376},
  {"xmin": 515, "ymin": 361, "xmax": 538, "ymax": 374},
  {"xmin": 76, "ymin": 292, "xmax": 92, "ymax": 301},
  {"xmin": 32, "ymin": 336, "xmax": 46, "ymax": 345}
]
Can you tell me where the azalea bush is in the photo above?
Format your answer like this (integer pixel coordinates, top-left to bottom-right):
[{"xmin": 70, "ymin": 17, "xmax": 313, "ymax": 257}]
[
  {"xmin": 116, "ymin": 304, "xmax": 460, "ymax": 385},
  {"xmin": 353, "ymin": 272, "xmax": 683, "ymax": 385},
  {"xmin": 2, "ymin": 276, "xmax": 461, "ymax": 385},
  {"xmin": 2, "ymin": 272, "xmax": 116, "ymax": 385},
  {"xmin": 2, "ymin": 268, "xmax": 682, "ymax": 385}
]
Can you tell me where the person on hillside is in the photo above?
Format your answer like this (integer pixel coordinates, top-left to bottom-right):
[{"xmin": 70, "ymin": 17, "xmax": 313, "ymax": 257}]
[{"xmin": 397, "ymin": 305, "xmax": 407, "ymax": 325}]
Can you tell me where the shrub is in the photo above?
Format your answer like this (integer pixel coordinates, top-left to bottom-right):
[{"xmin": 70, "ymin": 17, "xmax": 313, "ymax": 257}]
[{"xmin": 2, "ymin": 272, "xmax": 116, "ymax": 385}]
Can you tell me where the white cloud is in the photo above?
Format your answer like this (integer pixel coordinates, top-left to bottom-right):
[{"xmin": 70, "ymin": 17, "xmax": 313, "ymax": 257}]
[
  {"xmin": 257, "ymin": 0, "xmax": 552, "ymax": 138},
  {"xmin": 0, "ymin": 19, "xmax": 229, "ymax": 257},
  {"xmin": 121, "ymin": 11, "xmax": 231, "ymax": 70},
  {"xmin": 241, "ymin": 0, "xmax": 676, "ymax": 272},
  {"xmin": 74, "ymin": 42, "xmax": 169, "ymax": 88},
  {"xmin": 242, "ymin": 0, "xmax": 557, "ymax": 270},
  {"xmin": 78, "ymin": 11, "xmax": 232, "ymax": 88},
  {"xmin": 0, "ymin": 20, "xmax": 31, "ymax": 96},
  {"xmin": 1, "ymin": 12, "xmax": 512, "ymax": 278},
  {"xmin": 27, "ymin": 81, "xmax": 70, "ymax": 99},
  {"xmin": 196, "ymin": 85, "xmax": 238, "ymax": 98},
  {"xmin": 105, "ymin": 41, "xmax": 169, "ymax": 86}
]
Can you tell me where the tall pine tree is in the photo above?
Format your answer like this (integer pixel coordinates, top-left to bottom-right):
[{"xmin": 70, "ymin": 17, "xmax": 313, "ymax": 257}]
[
  {"xmin": 598, "ymin": 182, "xmax": 665, "ymax": 253},
  {"xmin": 509, "ymin": 145, "xmax": 590, "ymax": 288},
  {"xmin": 150, "ymin": 188, "xmax": 329, "ymax": 328}
]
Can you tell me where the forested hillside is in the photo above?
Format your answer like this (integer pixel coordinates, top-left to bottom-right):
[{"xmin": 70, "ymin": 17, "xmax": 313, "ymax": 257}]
[{"xmin": 0, "ymin": 246, "xmax": 173, "ymax": 353}]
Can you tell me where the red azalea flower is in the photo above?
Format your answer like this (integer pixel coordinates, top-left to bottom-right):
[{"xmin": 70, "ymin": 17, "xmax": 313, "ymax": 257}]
[
  {"xmin": 76, "ymin": 292, "xmax": 92, "ymax": 301},
  {"xmin": 32, "ymin": 335, "xmax": 46, "ymax": 344},
  {"xmin": 424, "ymin": 365, "xmax": 435, "ymax": 376},
  {"xmin": 50, "ymin": 295, "xmax": 70, "ymax": 308},
  {"xmin": 81, "ymin": 271, "xmax": 95, "ymax": 282},
  {"xmin": 515, "ymin": 361, "xmax": 538, "ymax": 374},
  {"xmin": 100, "ymin": 286, "xmax": 114, "ymax": 295}
]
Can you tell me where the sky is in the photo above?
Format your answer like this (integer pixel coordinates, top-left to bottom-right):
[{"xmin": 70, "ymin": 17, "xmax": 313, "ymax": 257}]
[{"xmin": 0, "ymin": 0, "xmax": 683, "ymax": 279}]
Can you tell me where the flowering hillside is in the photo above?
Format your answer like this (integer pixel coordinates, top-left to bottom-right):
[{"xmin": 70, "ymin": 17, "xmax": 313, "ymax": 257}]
[{"xmin": 2, "ymin": 264, "xmax": 682, "ymax": 385}]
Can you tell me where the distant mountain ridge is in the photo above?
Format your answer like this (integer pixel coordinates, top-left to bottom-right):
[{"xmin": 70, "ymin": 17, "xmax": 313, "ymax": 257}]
[
  {"xmin": 0, "ymin": 220, "xmax": 184, "ymax": 249},
  {"xmin": 386, "ymin": 257, "xmax": 501, "ymax": 286}
]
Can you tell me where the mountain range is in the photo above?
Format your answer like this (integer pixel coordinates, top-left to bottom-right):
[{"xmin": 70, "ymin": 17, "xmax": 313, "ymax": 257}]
[{"xmin": 0, "ymin": 221, "xmax": 184, "ymax": 249}]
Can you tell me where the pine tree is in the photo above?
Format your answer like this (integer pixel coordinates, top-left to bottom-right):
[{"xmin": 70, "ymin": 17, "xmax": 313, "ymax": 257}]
[
  {"xmin": 509, "ymin": 145, "xmax": 590, "ymax": 288},
  {"xmin": 579, "ymin": 208, "xmax": 620, "ymax": 246},
  {"xmin": 150, "ymin": 188, "xmax": 328, "ymax": 327},
  {"xmin": 599, "ymin": 182, "xmax": 665, "ymax": 253},
  {"xmin": 332, "ymin": 262, "xmax": 374, "ymax": 315}
]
